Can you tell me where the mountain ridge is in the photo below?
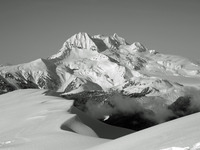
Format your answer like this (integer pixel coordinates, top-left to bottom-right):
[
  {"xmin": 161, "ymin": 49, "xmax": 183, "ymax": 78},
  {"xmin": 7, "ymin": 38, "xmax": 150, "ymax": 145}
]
[
  {"xmin": 1, "ymin": 32, "xmax": 200, "ymax": 131},
  {"xmin": 1, "ymin": 32, "xmax": 200, "ymax": 95}
]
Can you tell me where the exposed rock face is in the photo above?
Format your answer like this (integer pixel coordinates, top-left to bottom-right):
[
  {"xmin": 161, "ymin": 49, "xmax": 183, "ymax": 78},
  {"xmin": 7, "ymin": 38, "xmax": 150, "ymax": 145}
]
[{"xmin": 168, "ymin": 96, "xmax": 199, "ymax": 119}]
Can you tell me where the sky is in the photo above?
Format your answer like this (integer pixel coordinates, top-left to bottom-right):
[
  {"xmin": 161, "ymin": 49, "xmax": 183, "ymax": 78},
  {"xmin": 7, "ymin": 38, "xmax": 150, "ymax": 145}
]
[{"xmin": 0, "ymin": 0, "xmax": 200, "ymax": 65}]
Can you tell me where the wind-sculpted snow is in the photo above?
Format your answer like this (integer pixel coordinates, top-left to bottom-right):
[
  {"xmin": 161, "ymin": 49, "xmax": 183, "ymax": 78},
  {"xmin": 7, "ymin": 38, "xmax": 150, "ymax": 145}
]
[
  {"xmin": 4, "ymin": 89, "xmax": 200, "ymax": 150},
  {"xmin": 0, "ymin": 89, "xmax": 114, "ymax": 149}
]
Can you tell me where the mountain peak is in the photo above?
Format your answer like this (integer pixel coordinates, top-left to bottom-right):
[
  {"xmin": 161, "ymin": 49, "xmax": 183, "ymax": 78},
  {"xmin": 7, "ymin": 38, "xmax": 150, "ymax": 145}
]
[
  {"xmin": 73, "ymin": 32, "xmax": 92, "ymax": 40},
  {"xmin": 113, "ymin": 33, "xmax": 119, "ymax": 38},
  {"xmin": 112, "ymin": 33, "xmax": 127, "ymax": 45},
  {"xmin": 130, "ymin": 42, "xmax": 147, "ymax": 52},
  {"xmin": 62, "ymin": 32, "xmax": 98, "ymax": 50}
]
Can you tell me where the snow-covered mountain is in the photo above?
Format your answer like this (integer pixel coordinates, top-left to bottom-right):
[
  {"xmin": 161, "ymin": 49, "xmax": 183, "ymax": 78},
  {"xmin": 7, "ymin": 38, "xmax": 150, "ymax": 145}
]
[
  {"xmin": 1, "ymin": 32, "xmax": 200, "ymax": 150},
  {"xmin": 1, "ymin": 32, "xmax": 200, "ymax": 94},
  {"xmin": 1, "ymin": 32, "xmax": 200, "ymax": 129}
]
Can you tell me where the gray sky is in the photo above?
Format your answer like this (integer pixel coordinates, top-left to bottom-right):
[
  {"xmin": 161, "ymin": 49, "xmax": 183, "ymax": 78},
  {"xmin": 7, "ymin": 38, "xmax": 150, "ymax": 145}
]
[{"xmin": 0, "ymin": 0, "xmax": 200, "ymax": 65}]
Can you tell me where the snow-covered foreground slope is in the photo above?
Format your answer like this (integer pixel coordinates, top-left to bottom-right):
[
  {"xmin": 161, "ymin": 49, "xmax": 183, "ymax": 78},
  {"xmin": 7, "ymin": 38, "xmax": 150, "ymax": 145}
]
[
  {"xmin": 0, "ymin": 89, "xmax": 134, "ymax": 150},
  {"xmin": 87, "ymin": 112, "xmax": 200, "ymax": 150},
  {"xmin": 0, "ymin": 89, "xmax": 200, "ymax": 150}
]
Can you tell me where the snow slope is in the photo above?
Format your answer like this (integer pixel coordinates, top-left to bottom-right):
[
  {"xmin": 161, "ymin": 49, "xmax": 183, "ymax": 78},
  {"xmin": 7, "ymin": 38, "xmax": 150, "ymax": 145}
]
[
  {"xmin": 87, "ymin": 112, "xmax": 200, "ymax": 150},
  {"xmin": 0, "ymin": 89, "xmax": 200, "ymax": 150},
  {"xmin": 0, "ymin": 89, "xmax": 134, "ymax": 150}
]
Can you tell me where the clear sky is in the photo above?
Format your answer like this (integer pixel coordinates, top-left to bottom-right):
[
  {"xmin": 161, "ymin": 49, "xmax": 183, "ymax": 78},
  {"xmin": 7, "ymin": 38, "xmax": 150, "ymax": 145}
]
[{"xmin": 0, "ymin": 0, "xmax": 200, "ymax": 65}]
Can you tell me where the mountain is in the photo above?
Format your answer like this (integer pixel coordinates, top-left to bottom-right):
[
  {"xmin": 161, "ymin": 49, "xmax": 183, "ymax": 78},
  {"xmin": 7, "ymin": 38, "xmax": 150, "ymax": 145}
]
[
  {"xmin": 1, "ymin": 32, "xmax": 200, "ymax": 130},
  {"xmin": 1, "ymin": 32, "xmax": 200, "ymax": 93}
]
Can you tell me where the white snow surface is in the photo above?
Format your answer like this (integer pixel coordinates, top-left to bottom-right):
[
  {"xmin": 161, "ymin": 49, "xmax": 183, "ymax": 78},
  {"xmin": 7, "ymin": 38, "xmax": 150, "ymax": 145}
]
[
  {"xmin": 87, "ymin": 111, "xmax": 200, "ymax": 150},
  {"xmin": 0, "ymin": 89, "xmax": 200, "ymax": 150},
  {"xmin": 0, "ymin": 89, "xmax": 134, "ymax": 150}
]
